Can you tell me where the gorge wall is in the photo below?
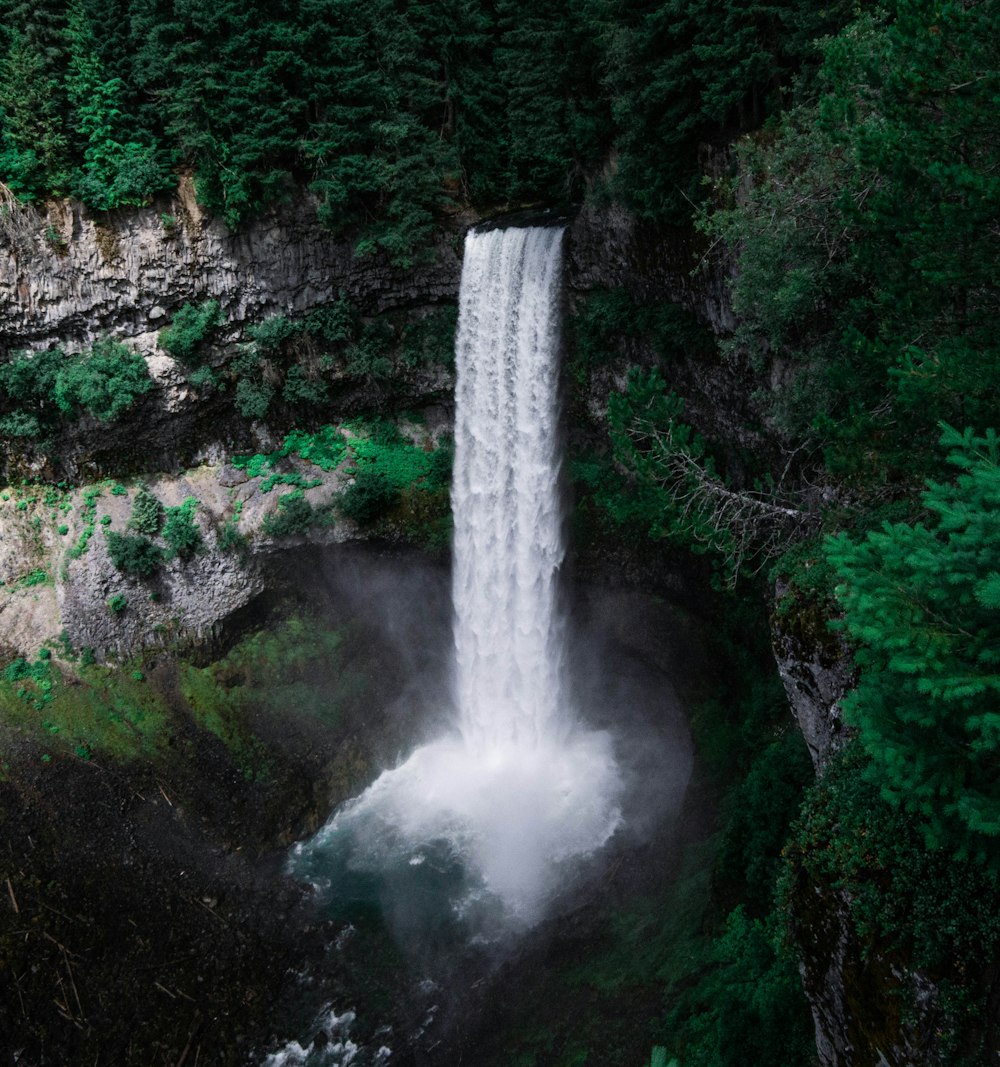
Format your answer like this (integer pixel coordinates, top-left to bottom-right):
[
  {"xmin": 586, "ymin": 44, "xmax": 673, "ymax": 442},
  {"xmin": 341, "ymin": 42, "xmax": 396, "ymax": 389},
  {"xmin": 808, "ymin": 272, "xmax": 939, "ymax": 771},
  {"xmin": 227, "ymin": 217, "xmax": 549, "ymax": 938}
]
[{"xmin": 0, "ymin": 189, "xmax": 912, "ymax": 1067}]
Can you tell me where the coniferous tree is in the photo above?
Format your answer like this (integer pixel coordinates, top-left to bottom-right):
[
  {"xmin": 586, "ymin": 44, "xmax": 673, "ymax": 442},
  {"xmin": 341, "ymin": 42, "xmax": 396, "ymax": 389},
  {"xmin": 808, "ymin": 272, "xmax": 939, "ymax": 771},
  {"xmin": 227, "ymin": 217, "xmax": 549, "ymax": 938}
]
[
  {"xmin": 827, "ymin": 427, "xmax": 1000, "ymax": 856},
  {"xmin": 65, "ymin": 0, "xmax": 171, "ymax": 207},
  {"xmin": 703, "ymin": 0, "xmax": 1000, "ymax": 482},
  {"xmin": 0, "ymin": 31, "xmax": 70, "ymax": 197}
]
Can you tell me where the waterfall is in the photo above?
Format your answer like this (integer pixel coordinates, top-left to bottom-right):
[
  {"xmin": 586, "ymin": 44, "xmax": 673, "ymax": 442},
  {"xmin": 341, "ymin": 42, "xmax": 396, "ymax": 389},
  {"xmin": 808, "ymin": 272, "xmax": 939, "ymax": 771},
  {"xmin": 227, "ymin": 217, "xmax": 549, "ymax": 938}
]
[
  {"xmin": 292, "ymin": 225, "xmax": 622, "ymax": 926},
  {"xmin": 452, "ymin": 225, "xmax": 569, "ymax": 753}
]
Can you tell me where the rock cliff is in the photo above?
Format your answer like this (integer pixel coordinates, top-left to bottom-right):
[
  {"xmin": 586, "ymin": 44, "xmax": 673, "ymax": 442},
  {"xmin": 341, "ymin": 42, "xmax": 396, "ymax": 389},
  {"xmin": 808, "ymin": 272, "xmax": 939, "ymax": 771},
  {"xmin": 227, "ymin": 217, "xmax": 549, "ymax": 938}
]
[{"xmin": 0, "ymin": 178, "xmax": 461, "ymax": 357}]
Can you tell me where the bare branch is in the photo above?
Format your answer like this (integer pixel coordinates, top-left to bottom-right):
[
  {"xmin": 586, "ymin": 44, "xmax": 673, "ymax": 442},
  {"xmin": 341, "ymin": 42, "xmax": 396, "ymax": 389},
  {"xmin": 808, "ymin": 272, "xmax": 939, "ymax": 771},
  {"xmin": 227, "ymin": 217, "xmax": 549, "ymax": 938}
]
[{"xmin": 0, "ymin": 182, "xmax": 40, "ymax": 258}]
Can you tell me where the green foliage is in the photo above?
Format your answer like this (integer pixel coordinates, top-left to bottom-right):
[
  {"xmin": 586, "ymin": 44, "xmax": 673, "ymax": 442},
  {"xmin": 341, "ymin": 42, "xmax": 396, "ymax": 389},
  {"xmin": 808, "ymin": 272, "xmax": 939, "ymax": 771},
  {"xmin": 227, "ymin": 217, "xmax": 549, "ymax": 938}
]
[
  {"xmin": 232, "ymin": 298, "xmax": 360, "ymax": 419},
  {"xmin": 336, "ymin": 418, "xmax": 451, "ymax": 537},
  {"xmin": 280, "ymin": 365, "xmax": 328, "ymax": 407},
  {"xmin": 261, "ymin": 489, "xmax": 320, "ymax": 538},
  {"xmin": 337, "ymin": 465, "xmax": 397, "ymax": 525},
  {"xmin": 233, "ymin": 374, "xmax": 274, "ymax": 420},
  {"xmin": 105, "ymin": 530, "xmax": 164, "ymax": 576},
  {"xmin": 785, "ymin": 742, "xmax": 998, "ymax": 981},
  {"xmin": 609, "ymin": 0, "xmax": 855, "ymax": 221},
  {"xmin": 607, "ymin": 369, "xmax": 735, "ymax": 570},
  {"xmin": 16, "ymin": 568, "xmax": 49, "ymax": 589},
  {"xmin": 106, "ymin": 593, "xmax": 126, "ymax": 613},
  {"xmin": 0, "ymin": 649, "xmax": 171, "ymax": 760},
  {"xmin": 714, "ymin": 731, "xmax": 812, "ymax": 911},
  {"xmin": 661, "ymin": 907, "xmax": 813, "ymax": 1067},
  {"xmin": 64, "ymin": 1, "xmax": 172, "ymax": 209},
  {"xmin": 566, "ymin": 288, "xmax": 714, "ymax": 398},
  {"xmin": 0, "ymin": 340, "xmax": 153, "ymax": 437},
  {"xmin": 127, "ymin": 488, "xmax": 162, "ymax": 535},
  {"xmin": 0, "ymin": 27, "xmax": 70, "ymax": 199},
  {"xmin": 399, "ymin": 306, "xmax": 458, "ymax": 369},
  {"xmin": 234, "ymin": 425, "xmax": 349, "ymax": 479},
  {"xmin": 176, "ymin": 614, "xmax": 355, "ymax": 779},
  {"xmin": 66, "ymin": 484, "xmax": 102, "ymax": 560},
  {"xmin": 217, "ymin": 518, "xmax": 247, "ymax": 553},
  {"xmin": 51, "ymin": 339, "xmax": 154, "ymax": 421},
  {"xmin": 826, "ymin": 427, "xmax": 1000, "ymax": 855},
  {"xmin": 703, "ymin": 2, "xmax": 1000, "ymax": 482},
  {"xmin": 161, "ymin": 497, "xmax": 202, "ymax": 558},
  {"xmin": 158, "ymin": 300, "xmax": 222, "ymax": 366}
]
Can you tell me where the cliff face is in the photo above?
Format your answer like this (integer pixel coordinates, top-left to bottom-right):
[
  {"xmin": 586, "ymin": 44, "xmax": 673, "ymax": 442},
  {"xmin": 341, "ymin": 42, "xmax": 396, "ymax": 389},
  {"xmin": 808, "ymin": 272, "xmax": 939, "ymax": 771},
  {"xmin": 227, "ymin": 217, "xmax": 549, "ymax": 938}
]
[
  {"xmin": 0, "ymin": 179, "xmax": 461, "ymax": 358},
  {"xmin": 770, "ymin": 581, "xmax": 854, "ymax": 770}
]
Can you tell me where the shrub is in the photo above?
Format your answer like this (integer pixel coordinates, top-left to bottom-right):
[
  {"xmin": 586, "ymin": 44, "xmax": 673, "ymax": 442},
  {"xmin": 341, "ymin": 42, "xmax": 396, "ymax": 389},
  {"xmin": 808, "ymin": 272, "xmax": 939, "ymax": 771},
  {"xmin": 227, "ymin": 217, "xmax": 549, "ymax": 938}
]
[
  {"xmin": 128, "ymin": 488, "xmax": 162, "ymax": 535},
  {"xmin": 246, "ymin": 314, "xmax": 297, "ymax": 353},
  {"xmin": 105, "ymin": 531, "xmax": 164, "ymax": 576},
  {"xmin": 399, "ymin": 306, "xmax": 458, "ymax": 368},
  {"xmin": 187, "ymin": 365, "xmax": 221, "ymax": 391},
  {"xmin": 337, "ymin": 465, "xmax": 397, "ymax": 525},
  {"xmin": 217, "ymin": 520, "xmax": 247, "ymax": 552},
  {"xmin": 52, "ymin": 339, "xmax": 155, "ymax": 421},
  {"xmin": 262, "ymin": 491, "xmax": 316, "ymax": 537},
  {"xmin": 282, "ymin": 365, "xmax": 329, "ymax": 407},
  {"xmin": 234, "ymin": 376, "xmax": 275, "ymax": 420},
  {"xmin": 158, "ymin": 300, "xmax": 222, "ymax": 366},
  {"xmin": 107, "ymin": 594, "xmax": 127, "ymax": 614},
  {"xmin": 0, "ymin": 411, "xmax": 42, "ymax": 438},
  {"xmin": 162, "ymin": 497, "xmax": 202, "ymax": 557}
]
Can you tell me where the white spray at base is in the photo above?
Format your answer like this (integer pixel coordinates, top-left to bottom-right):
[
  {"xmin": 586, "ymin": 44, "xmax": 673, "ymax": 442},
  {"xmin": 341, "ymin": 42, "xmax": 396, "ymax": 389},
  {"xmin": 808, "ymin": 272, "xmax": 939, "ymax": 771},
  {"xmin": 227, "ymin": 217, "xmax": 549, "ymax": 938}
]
[{"xmin": 296, "ymin": 225, "xmax": 623, "ymax": 926}]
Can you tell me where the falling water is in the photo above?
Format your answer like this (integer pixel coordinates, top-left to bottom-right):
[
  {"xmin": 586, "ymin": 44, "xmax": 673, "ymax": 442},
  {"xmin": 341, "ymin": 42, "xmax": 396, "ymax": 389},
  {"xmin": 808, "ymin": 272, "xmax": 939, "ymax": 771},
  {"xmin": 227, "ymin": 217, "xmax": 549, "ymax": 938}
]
[
  {"xmin": 292, "ymin": 225, "xmax": 623, "ymax": 926},
  {"xmin": 453, "ymin": 226, "xmax": 570, "ymax": 753}
]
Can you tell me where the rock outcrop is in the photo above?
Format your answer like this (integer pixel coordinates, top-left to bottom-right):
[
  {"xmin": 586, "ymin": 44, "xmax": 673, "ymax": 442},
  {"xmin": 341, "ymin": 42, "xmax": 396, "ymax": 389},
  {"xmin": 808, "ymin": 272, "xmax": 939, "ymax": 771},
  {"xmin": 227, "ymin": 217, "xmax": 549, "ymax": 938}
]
[
  {"xmin": 0, "ymin": 180, "xmax": 462, "ymax": 357},
  {"xmin": 770, "ymin": 580, "xmax": 855, "ymax": 769}
]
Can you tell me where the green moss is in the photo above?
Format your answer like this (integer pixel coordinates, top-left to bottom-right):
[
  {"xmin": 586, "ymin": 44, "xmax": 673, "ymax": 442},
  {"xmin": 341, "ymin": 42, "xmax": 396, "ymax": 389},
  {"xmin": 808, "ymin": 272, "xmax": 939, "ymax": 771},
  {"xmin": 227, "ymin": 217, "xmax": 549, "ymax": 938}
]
[
  {"xmin": 177, "ymin": 616, "xmax": 351, "ymax": 780},
  {"xmin": 0, "ymin": 654, "xmax": 172, "ymax": 761}
]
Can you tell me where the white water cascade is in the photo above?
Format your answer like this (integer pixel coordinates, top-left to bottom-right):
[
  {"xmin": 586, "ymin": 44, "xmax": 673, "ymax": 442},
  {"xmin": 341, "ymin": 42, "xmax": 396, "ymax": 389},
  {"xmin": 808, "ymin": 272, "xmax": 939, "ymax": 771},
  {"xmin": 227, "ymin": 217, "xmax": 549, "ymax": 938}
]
[{"xmin": 295, "ymin": 225, "xmax": 623, "ymax": 925}]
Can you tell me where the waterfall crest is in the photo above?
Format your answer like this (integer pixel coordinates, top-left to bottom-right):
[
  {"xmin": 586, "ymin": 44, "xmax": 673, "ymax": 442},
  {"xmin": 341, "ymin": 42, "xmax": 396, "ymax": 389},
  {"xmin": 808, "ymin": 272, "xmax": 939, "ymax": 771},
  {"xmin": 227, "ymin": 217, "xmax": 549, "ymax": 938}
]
[{"xmin": 293, "ymin": 225, "xmax": 622, "ymax": 925}]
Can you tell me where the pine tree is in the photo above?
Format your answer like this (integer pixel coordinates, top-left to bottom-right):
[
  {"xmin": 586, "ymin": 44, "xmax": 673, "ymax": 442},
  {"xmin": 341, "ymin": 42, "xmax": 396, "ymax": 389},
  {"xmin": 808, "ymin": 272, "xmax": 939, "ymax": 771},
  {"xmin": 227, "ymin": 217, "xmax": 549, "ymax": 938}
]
[
  {"xmin": 0, "ymin": 30, "xmax": 70, "ymax": 196},
  {"xmin": 65, "ymin": 0, "xmax": 171, "ymax": 208},
  {"xmin": 827, "ymin": 426, "xmax": 1000, "ymax": 857}
]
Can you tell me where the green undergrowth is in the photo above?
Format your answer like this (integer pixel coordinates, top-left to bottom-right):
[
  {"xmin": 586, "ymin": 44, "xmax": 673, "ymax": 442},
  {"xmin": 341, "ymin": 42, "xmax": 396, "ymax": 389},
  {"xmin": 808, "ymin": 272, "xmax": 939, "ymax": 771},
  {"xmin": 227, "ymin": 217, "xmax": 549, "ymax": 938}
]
[
  {"xmin": 0, "ymin": 340, "xmax": 154, "ymax": 444},
  {"xmin": 224, "ymin": 300, "xmax": 456, "ymax": 421},
  {"xmin": 234, "ymin": 425, "xmax": 348, "ymax": 487},
  {"xmin": 785, "ymin": 743, "xmax": 1000, "ymax": 1061},
  {"xmin": 235, "ymin": 419, "xmax": 452, "ymax": 547},
  {"xmin": 567, "ymin": 288, "xmax": 715, "ymax": 400},
  {"xmin": 0, "ymin": 613, "xmax": 372, "ymax": 784},
  {"xmin": 0, "ymin": 649, "xmax": 172, "ymax": 762}
]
